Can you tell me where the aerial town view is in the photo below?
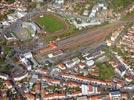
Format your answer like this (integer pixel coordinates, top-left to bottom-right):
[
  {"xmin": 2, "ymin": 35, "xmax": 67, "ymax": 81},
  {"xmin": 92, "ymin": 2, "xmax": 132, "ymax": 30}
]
[{"xmin": 0, "ymin": 0, "xmax": 134, "ymax": 100}]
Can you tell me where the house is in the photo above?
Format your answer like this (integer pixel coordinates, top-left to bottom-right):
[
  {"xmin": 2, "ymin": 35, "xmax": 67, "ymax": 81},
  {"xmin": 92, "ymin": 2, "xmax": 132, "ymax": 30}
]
[
  {"xmin": 56, "ymin": 64, "xmax": 66, "ymax": 70},
  {"xmin": 4, "ymin": 32, "xmax": 16, "ymax": 41},
  {"xmin": 29, "ymin": 79, "xmax": 36, "ymax": 90},
  {"xmin": 121, "ymin": 92, "xmax": 128, "ymax": 100},
  {"xmin": 32, "ymin": 74, "xmax": 38, "ymax": 79},
  {"xmin": 13, "ymin": 72, "xmax": 28, "ymax": 81},
  {"xmin": 37, "ymin": 42, "xmax": 57, "ymax": 54},
  {"xmin": 7, "ymin": 15, "xmax": 16, "ymax": 22},
  {"xmin": 4, "ymin": 80, "xmax": 12, "ymax": 89},
  {"xmin": 86, "ymin": 60, "xmax": 94, "ymax": 67},
  {"xmin": 60, "ymin": 74, "xmax": 112, "ymax": 87},
  {"xmin": 81, "ymin": 84, "xmax": 89, "ymax": 95},
  {"xmin": 88, "ymin": 94, "xmax": 110, "ymax": 100},
  {"xmin": 43, "ymin": 93, "xmax": 65, "ymax": 100},
  {"xmin": 125, "ymin": 76, "xmax": 133, "ymax": 82},
  {"xmin": 81, "ymin": 84, "xmax": 99, "ymax": 95},
  {"xmin": 54, "ymin": 0, "xmax": 64, "ymax": 5},
  {"xmin": 90, "ymin": 71, "xmax": 99, "ymax": 77},
  {"xmin": 42, "ymin": 77, "xmax": 60, "ymax": 85},
  {"xmin": 16, "ymin": 11, "xmax": 27, "ymax": 18},
  {"xmin": 109, "ymin": 90, "xmax": 121, "ymax": 100},
  {"xmin": 83, "ymin": 10, "xmax": 89, "ymax": 16},
  {"xmin": 33, "ymin": 81, "xmax": 41, "ymax": 94},
  {"xmin": 80, "ymin": 69, "xmax": 89, "ymax": 76},
  {"xmin": 64, "ymin": 60, "xmax": 75, "ymax": 68},
  {"xmin": 88, "ymin": 95, "xmax": 103, "ymax": 100},
  {"xmin": 72, "ymin": 57, "xmax": 81, "ymax": 64},
  {"xmin": 78, "ymin": 63, "xmax": 86, "ymax": 69},
  {"xmin": 63, "ymin": 81, "xmax": 80, "ymax": 87},
  {"xmin": 25, "ymin": 93, "xmax": 35, "ymax": 100},
  {"xmin": 116, "ymin": 65, "xmax": 126, "ymax": 77},
  {"xmin": 50, "ymin": 68, "xmax": 61, "ymax": 77},
  {"xmin": 77, "ymin": 96, "xmax": 87, "ymax": 100},
  {"xmin": 0, "ymin": 73, "xmax": 9, "ymax": 80},
  {"xmin": 21, "ymin": 84, "xmax": 29, "ymax": 93},
  {"xmin": 2, "ymin": 21, "xmax": 10, "ymax": 26},
  {"xmin": 67, "ymin": 91, "xmax": 82, "ymax": 97},
  {"xmin": 48, "ymin": 49, "xmax": 63, "ymax": 58},
  {"xmin": 32, "ymin": 0, "xmax": 43, "ymax": 2},
  {"xmin": 20, "ymin": 52, "xmax": 38, "ymax": 70},
  {"xmin": 85, "ymin": 55, "xmax": 94, "ymax": 61},
  {"xmin": 35, "ymin": 68, "xmax": 48, "ymax": 75}
]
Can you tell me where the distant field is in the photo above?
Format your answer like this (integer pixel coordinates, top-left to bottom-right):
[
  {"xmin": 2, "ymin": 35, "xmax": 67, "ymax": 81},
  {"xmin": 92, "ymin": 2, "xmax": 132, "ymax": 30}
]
[
  {"xmin": 36, "ymin": 15, "xmax": 65, "ymax": 33},
  {"xmin": 109, "ymin": 0, "xmax": 134, "ymax": 11}
]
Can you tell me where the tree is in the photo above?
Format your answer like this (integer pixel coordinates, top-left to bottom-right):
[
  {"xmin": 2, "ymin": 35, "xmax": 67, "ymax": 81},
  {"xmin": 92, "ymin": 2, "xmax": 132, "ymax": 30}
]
[
  {"xmin": 5, "ymin": 0, "xmax": 16, "ymax": 4},
  {"xmin": 0, "ymin": 79, "xmax": 4, "ymax": 90}
]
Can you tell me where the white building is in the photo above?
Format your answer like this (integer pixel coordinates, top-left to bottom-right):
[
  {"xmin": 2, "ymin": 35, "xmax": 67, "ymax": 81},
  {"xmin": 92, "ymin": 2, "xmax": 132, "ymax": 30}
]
[
  {"xmin": 16, "ymin": 11, "xmax": 27, "ymax": 18},
  {"xmin": 32, "ymin": 0, "xmax": 43, "ymax": 2},
  {"xmin": 64, "ymin": 60, "xmax": 75, "ymax": 69},
  {"xmin": 14, "ymin": 72, "xmax": 28, "ymax": 81},
  {"xmin": 54, "ymin": 0, "xmax": 64, "ymax": 5},
  {"xmin": 0, "ymin": 74, "xmax": 9, "ymax": 80},
  {"xmin": 83, "ymin": 10, "xmax": 89, "ymax": 16},
  {"xmin": 86, "ymin": 60, "xmax": 94, "ymax": 67},
  {"xmin": 4, "ymin": 32, "xmax": 16, "ymax": 41},
  {"xmin": 109, "ymin": 91, "xmax": 121, "ymax": 100},
  {"xmin": 81, "ymin": 84, "xmax": 99, "ymax": 95},
  {"xmin": 20, "ymin": 52, "xmax": 38, "ymax": 70}
]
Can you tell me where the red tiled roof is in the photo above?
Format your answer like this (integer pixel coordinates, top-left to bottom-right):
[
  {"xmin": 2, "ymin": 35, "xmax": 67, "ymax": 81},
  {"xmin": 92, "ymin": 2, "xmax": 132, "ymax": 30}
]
[
  {"xmin": 48, "ymin": 42, "xmax": 57, "ymax": 49},
  {"xmin": 63, "ymin": 81, "xmax": 80, "ymax": 87},
  {"xmin": 57, "ymin": 63, "xmax": 66, "ymax": 68},
  {"xmin": 43, "ymin": 93, "xmax": 65, "ymax": 99},
  {"xmin": 88, "ymin": 95, "xmax": 102, "ymax": 100}
]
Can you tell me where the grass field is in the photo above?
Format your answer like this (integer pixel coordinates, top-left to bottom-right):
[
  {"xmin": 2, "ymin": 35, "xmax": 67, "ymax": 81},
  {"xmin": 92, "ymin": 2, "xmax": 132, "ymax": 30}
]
[
  {"xmin": 43, "ymin": 25, "xmax": 76, "ymax": 42},
  {"xmin": 96, "ymin": 63, "xmax": 114, "ymax": 80},
  {"xmin": 36, "ymin": 15, "xmax": 65, "ymax": 33}
]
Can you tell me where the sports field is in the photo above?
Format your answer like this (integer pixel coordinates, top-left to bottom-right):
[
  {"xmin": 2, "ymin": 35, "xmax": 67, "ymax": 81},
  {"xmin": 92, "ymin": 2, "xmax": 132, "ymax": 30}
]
[{"xmin": 36, "ymin": 15, "xmax": 65, "ymax": 33}]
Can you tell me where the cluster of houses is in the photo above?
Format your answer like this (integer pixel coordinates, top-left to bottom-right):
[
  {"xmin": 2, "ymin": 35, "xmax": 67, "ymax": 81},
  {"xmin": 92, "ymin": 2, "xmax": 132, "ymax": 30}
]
[
  {"xmin": 106, "ymin": 25, "xmax": 125, "ymax": 46},
  {"xmin": 0, "ymin": 0, "xmax": 27, "ymax": 28},
  {"xmin": 0, "ymin": 0, "xmax": 20, "ymax": 15},
  {"xmin": 0, "ymin": 39, "xmax": 130, "ymax": 100},
  {"xmin": 0, "ymin": 60, "xmax": 128, "ymax": 100},
  {"xmin": 67, "ymin": 2, "xmax": 108, "ymax": 30},
  {"xmin": 125, "ymin": 3, "xmax": 134, "ymax": 14},
  {"xmin": 106, "ymin": 23, "xmax": 134, "ymax": 87},
  {"xmin": 120, "ymin": 24, "xmax": 134, "ymax": 52},
  {"xmin": 51, "ymin": 0, "xmax": 120, "ymax": 30}
]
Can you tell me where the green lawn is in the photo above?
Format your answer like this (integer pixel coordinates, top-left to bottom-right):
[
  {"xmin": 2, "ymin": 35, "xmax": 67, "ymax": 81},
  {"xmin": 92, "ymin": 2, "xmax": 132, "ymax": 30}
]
[
  {"xmin": 0, "ymin": 62, "xmax": 12, "ymax": 74},
  {"xmin": 96, "ymin": 63, "xmax": 114, "ymax": 80},
  {"xmin": 36, "ymin": 15, "xmax": 65, "ymax": 33},
  {"xmin": 43, "ymin": 24, "xmax": 76, "ymax": 42}
]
